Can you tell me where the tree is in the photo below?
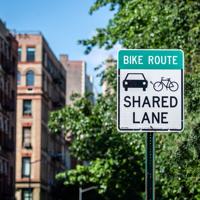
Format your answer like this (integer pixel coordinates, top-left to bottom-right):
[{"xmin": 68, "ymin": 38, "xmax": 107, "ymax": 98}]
[
  {"xmin": 155, "ymin": 72, "xmax": 200, "ymax": 199},
  {"xmin": 80, "ymin": 0, "xmax": 200, "ymax": 72},
  {"xmin": 49, "ymin": 69, "xmax": 145, "ymax": 199},
  {"xmin": 78, "ymin": 1, "xmax": 200, "ymax": 198},
  {"xmin": 49, "ymin": 0, "xmax": 200, "ymax": 199}
]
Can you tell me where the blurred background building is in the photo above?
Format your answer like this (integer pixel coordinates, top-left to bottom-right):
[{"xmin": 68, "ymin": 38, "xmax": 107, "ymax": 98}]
[
  {"xmin": 60, "ymin": 54, "xmax": 94, "ymax": 105},
  {"xmin": 0, "ymin": 20, "xmax": 18, "ymax": 200},
  {"xmin": 102, "ymin": 55, "xmax": 116, "ymax": 95},
  {"xmin": 15, "ymin": 33, "xmax": 69, "ymax": 200}
]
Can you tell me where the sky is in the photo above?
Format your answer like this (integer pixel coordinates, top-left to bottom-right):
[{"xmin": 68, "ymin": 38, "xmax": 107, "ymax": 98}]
[{"xmin": 0, "ymin": 0, "xmax": 120, "ymax": 93}]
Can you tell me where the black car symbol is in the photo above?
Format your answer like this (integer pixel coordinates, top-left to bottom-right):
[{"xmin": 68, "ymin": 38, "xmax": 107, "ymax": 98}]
[{"xmin": 123, "ymin": 73, "xmax": 148, "ymax": 91}]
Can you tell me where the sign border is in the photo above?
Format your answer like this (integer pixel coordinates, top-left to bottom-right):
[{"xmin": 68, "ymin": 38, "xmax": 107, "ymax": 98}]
[{"xmin": 117, "ymin": 49, "xmax": 184, "ymax": 133}]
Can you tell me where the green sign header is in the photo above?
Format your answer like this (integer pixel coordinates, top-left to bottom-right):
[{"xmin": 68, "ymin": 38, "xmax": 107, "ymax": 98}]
[{"xmin": 118, "ymin": 49, "xmax": 184, "ymax": 69}]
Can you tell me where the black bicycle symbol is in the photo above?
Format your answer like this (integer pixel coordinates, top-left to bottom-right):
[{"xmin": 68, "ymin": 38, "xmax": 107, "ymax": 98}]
[{"xmin": 151, "ymin": 77, "xmax": 179, "ymax": 92}]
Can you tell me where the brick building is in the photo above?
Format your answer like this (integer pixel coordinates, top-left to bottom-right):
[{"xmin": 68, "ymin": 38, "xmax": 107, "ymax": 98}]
[
  {"xmin": 15, "ymin": 33, "xmax": 69, "ymax": 200},
  {"xmin": 60, "ymin": 54, "xmax": 94, "ymax": 105},
  {"xmin": 0, "ymin": 20, "xmax": 18, "ymax": 200}
]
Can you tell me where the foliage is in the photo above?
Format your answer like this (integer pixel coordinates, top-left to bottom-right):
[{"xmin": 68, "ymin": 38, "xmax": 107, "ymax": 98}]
[
  {"xmin": 49, "ymin": 0, "xmax": 200, "ymax": 199},
  {"xmin": 80, "ymin": 0, "xmax": 200, "ymax": 72},
  {"xmin": 79, "ymin": 1, "xmax": 200, "ymax": 197},
  {"xmin": 155, "ymin": 72, "xmax": 200, "ymax": 199},
  {"xmin": 49, "ymin": 72, "xmax": 145, "ymax": 199}
]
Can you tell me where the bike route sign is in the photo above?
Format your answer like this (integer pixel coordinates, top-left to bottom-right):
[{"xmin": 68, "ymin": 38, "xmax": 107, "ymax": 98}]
[{"xmin": 117, "ymin": 49, "xmax": 184, "ymax": 132}]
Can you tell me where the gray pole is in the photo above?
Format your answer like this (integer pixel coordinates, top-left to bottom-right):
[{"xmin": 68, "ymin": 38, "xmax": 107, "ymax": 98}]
[
  {"xmin": 79, "ymin": 186, "xmax": 97, "ymax": 200},
  {"xmin": 146, "ymin": 132, "xmax": 155, "ymax": 200},
  {"xmin": 79, "ymin": 187, "xmax": 82, "ymax": 200}
]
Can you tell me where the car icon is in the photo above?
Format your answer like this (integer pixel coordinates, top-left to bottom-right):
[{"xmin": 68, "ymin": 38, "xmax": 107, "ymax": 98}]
[{"xmin": 123, "ymin": 73, "xmax": 148, "ymax": 91}]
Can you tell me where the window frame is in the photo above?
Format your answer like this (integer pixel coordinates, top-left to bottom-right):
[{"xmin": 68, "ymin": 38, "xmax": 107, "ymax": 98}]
[
  {"xmin": 22, "ymin": 157, "xmax": 31, "ymax": 178},
  {"xmin": 22, "ymin": 127, "xmax": 32, "ymax": 149},
  {"xmin": 22, "ymin": 188, "xmax": 33, "ymax": 200},
  {"xmin": 17, "ymin": 71, "xmax": 21, "ymax": 85},
  {"xmin": 26, "ymin": 47, "xmax": 35, "ymax": 62},
  {"xmin": 26, "ymin": 70, "xmax": 35, "ymax": 86},
  {"xmin": 23, "ymin": 100, "xmax": 32, "ymax": 116},
  {"xmin": 18, "ymin": 47, "xmax": 22, "ymax": 62}
]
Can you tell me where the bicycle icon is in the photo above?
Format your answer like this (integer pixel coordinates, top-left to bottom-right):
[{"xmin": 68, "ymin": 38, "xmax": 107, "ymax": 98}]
[{"xmin": 151, "ymin": 77, "xmax": 179, "ymax": 92}]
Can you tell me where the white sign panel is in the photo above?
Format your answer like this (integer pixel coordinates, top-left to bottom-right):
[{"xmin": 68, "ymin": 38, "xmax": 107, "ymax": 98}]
[{"xmin": 117, "ymin": 49, "xmax": 184, "ymax": 132}]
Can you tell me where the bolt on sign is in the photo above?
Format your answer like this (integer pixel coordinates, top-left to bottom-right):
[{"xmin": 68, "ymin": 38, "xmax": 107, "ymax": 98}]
[{"xmin": 117, "ymin": 49, "xmax": 184, "ymax": 132}]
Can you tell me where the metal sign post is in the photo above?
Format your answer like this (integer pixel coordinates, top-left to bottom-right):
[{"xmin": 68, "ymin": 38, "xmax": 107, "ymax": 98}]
[
  {"xmin": 146, "ymin": 132, "xmax": 155, "ymax": 200},
  {"xmin": 117, "ymin": 49, "xmax": 184, "ymax": 200}
]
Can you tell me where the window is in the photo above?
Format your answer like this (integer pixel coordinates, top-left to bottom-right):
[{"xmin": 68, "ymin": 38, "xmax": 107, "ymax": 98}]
[
  {"xmin": 23, "ymin": 100, "xmax": 32, "ymax": 116},
  {"xmin": 22, "ymin": 127, "xmax": 31, "ymax": 148},
  {"xmin": 22, "ymin": 157, "xmax": 31, "ymax": 177},
  {"xmin": 18, "ymin": 48, "xmax": 22, "ymax": 62},
  {"xmin": 26, "ymin": 71, "xmax": 34, "ymax": 86},
  {"xmin": 3, "ymin": 160, "xmax": 8, "ymax": 175},
  {"xmin": 26, "ymin": 47, "xmax": 35, "ymax": 62},
  {"xmin": 22, "ymin": 189, "xmax": 32, "ymax": 200},
  {"xmin": 17, "ymin": 71, "xmax": 21, "ymax": 85}
]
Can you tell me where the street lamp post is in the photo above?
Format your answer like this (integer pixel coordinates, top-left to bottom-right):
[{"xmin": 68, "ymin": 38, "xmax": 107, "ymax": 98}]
[{"xmin": 79, "ymin": 186, "xmax": 97, "ymax": 200}]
